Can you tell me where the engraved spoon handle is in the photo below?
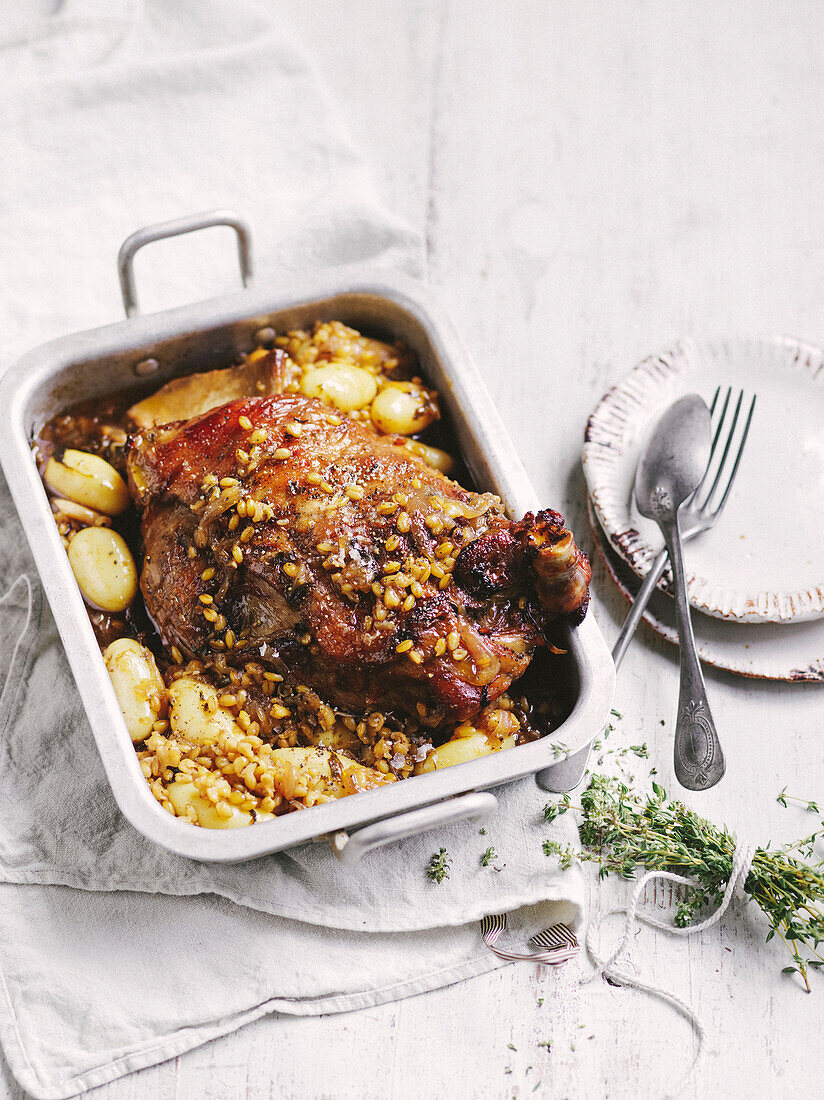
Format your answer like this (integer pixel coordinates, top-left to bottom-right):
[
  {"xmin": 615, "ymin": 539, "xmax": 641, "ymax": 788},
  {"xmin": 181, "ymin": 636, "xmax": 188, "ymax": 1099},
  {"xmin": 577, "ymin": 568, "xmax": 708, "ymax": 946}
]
[{"xmin": 660, "ymin": 515, "xmax": 726, "ymax": 790}]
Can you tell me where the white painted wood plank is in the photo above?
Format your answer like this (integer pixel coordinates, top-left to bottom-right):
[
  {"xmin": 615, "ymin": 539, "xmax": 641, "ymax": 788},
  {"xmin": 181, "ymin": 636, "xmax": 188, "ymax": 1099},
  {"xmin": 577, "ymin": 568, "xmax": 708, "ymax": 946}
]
[{"xmin": 278, "ymin": 0, "xmax": 444, "ymax": 234}]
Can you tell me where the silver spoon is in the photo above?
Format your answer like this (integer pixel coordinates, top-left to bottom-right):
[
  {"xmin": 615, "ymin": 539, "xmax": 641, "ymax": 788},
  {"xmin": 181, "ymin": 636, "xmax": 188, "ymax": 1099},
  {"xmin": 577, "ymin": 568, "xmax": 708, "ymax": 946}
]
[{"xmin": 634, "ymin": 394, "xmax": 725, "ymax": 790}]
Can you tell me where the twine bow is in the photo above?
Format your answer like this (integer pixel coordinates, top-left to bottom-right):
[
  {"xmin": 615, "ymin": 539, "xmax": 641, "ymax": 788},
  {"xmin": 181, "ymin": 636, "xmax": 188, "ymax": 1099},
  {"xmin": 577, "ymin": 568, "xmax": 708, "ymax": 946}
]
[{"xmin": 581, "ymin": 840, "xmax": 757, "ymax": 1098}]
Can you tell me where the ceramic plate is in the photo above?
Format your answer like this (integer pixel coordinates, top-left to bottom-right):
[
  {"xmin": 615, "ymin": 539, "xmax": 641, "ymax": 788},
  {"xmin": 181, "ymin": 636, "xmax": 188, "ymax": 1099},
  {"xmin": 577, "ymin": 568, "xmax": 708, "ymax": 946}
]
[
  {"xmin": 587, "ymin": 498, "xmax": 824, "ymax": 682},
  {"xmin": 583, "ymin": 336, "xmax": 824, "ymax": 623}
]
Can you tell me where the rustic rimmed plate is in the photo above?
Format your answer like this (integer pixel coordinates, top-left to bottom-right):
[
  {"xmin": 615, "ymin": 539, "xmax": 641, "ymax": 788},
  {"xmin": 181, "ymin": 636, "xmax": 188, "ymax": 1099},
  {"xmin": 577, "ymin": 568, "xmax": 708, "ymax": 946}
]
[
  {"xmin": 583, "ymin": 336, "xmax": 824, "ymax": 623},
  {"xmin": 587, "ymin": 498, "xmax": 824, "ymax": 682}
]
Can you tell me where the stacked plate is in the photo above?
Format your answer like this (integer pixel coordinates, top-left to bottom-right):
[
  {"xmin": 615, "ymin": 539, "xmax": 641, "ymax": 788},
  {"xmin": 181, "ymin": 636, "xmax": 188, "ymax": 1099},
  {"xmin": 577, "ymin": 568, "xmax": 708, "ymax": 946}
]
[{"xmin": 583, "ymin": 336, "xmax": 824, "ymax": 682}]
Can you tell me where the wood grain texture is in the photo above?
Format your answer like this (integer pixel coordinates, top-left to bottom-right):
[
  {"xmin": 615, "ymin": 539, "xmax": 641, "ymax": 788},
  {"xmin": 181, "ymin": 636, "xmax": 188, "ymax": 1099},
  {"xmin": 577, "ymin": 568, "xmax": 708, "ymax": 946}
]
[{"xmin": 4, "ymin": 1, "xmax": 824, "ymax": 1096}]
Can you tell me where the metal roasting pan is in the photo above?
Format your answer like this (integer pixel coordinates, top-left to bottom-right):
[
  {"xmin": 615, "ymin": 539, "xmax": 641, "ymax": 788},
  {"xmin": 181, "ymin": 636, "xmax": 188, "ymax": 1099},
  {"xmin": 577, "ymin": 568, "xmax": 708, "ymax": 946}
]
[{"xmin": 0, "ymin": 211, "xmax": 615, "ymax": 865}]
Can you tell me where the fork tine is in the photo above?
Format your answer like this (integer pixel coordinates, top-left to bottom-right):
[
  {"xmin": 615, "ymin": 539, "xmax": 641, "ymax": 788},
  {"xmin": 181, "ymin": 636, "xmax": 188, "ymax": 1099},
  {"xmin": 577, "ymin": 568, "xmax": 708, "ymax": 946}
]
[
  {"xmin": 700, "ymin": 389, "xmax": 745, "ymax": 510},
  {"xmin": 692, "ymin": 386, "xmax": 731, "ymax": 499},
  {"xmin": 710, "ymin": 393, "xmax": 756, "ymax": 517}
]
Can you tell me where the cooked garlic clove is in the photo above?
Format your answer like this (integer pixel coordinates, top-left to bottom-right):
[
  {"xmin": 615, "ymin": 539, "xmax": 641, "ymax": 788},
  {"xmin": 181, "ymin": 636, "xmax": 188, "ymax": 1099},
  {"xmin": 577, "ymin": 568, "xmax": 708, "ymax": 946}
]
[
  {"xmin": 370, "ymin": 381, "xmax": 437, "ymax": 435},
  {"xmin": 402, "ymin": 439, "xmax": 455, "ymax": 474},
  {"xmin": 67, "ymin": 527, "xmax": 137, "ymax": 612},
  {"xmin": 301, "ymin": 363, "xmax": 378, "ymax": 412},
  {"xmin": 51, "ymin": 497, "xmax": 111, "ymax": 527},
  {"xmin": 45, "ymin": 450, "xmax": 130, "ymax": 515},
  {"xmin": 103, "ymin": 638, "xmax": 166, "ymax": 743}
]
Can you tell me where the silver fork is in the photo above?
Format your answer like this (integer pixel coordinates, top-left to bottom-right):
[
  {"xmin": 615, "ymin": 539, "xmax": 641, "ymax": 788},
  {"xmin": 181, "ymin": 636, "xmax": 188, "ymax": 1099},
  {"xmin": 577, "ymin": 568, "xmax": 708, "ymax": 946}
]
[{"xmin": 611, "ymin": 386, "xmax": 757, "ymax": 669}]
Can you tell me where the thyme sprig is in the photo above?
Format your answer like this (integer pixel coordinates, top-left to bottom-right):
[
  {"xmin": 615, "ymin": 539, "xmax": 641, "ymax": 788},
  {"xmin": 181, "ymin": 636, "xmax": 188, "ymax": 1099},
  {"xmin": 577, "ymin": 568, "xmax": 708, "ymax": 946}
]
[
  {"xmin": 777, "ymin": 786, "xmax": 820, "ymax": 813},
  {"xmin": 426, "ymin": 847, "xmax": 451, "ymax": 883},
  {"xmin": 542, "ymin": 774, "xmax": 824, "ymax": 991}
]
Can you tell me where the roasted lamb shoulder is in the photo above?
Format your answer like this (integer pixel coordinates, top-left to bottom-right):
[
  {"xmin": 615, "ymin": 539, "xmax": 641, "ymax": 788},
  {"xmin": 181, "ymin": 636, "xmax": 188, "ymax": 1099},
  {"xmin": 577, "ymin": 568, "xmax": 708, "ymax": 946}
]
[{"xmin": 126, "ymin": 394, "xmax": 591, "ymax": 728}]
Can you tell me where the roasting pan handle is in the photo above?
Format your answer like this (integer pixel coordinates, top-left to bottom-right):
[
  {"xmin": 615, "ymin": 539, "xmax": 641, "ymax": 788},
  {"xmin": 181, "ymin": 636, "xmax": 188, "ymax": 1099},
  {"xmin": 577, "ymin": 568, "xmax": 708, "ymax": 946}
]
[
  {"xmin": 117, "ymin": 209, "xmax": 254, "ymax": 317},
  {"xmin": 328, "ymin": 791, "xmax": 498, "ymax": 866}
]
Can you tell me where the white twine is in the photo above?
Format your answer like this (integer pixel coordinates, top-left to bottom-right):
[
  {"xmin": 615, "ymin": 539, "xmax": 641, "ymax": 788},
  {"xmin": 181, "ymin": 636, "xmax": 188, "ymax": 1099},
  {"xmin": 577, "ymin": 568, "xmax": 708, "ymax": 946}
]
[{"xmin": 581, "ymin": 840, "xmax": 757, "ymax": 1099}]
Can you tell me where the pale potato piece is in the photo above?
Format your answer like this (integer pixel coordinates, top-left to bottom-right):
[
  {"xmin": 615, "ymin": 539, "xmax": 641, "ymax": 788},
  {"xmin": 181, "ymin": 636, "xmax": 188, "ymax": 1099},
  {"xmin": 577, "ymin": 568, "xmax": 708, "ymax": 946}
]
[
  {"xmin": 167, "ymin": 677, "xmax": 239, "ymax": 746},
  {"xmin": 268, "ymin": 746, "xmax": 395, "ymax": 800},
  {"xmin": 314, "ymin": 722, "xmax": 363, "ymax": 754},
  {"xmin": 44, "ymin": 450, "xmax": 129, "ymax": 515},
  {"xmin": 128, "ymin": 349, "xmax": 297, "ymax": 429},
  {"xmin": 104, "ymin": 638, "xmax": 166, "ymax": 743},
  {"xmin": 166, "ymin": 779, "xmax": 274, "ymax": 829},
  {"xmin": 413, "ymin": 729, "xmax": 516, "ymax": 774},
  {"xmin": 67, "ymin": 527, "xmax": 137, "ymax": 612}
]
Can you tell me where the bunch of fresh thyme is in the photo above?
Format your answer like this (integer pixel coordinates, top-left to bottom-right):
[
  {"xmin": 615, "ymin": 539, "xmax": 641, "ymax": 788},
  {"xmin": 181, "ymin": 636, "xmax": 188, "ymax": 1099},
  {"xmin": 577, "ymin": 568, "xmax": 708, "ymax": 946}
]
[{"xmin": 543, "ymin": 773, "xmax": 824, "ymax": 991}]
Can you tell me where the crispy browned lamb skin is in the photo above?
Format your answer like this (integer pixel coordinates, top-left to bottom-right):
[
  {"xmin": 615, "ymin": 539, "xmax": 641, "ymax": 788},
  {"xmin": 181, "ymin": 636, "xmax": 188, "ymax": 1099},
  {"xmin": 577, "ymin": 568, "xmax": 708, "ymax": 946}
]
[{"xmin": 126, "ymin": 394, "xmax": 591, "ymax": 728}]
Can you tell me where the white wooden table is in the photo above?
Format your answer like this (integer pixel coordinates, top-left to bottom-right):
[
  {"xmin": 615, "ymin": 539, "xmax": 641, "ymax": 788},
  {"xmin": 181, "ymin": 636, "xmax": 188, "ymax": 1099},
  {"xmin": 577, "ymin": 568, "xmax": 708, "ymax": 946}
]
[{"xmin": 6, "ymin": 2, "xmax": 824, "ymax": 1096}]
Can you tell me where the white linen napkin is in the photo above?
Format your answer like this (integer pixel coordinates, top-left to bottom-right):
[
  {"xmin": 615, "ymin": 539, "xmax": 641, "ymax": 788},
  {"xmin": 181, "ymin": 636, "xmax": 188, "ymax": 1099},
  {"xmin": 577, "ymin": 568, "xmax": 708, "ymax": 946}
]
[{"xmin": 0, "ymin": 3, "xmax": 585, "ymax": 1097}]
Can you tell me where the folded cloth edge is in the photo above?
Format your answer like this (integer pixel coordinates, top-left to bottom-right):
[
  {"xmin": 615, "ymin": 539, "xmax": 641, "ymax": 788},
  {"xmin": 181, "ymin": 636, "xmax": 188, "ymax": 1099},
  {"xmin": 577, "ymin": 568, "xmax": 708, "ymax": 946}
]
[
  {"xmin": 0, "ymin": 864, "xmax": 585, "ymax": 934},
  {"xmin": 0, "ymin": 939, "xmax": 509, "ymax": 1100}
]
